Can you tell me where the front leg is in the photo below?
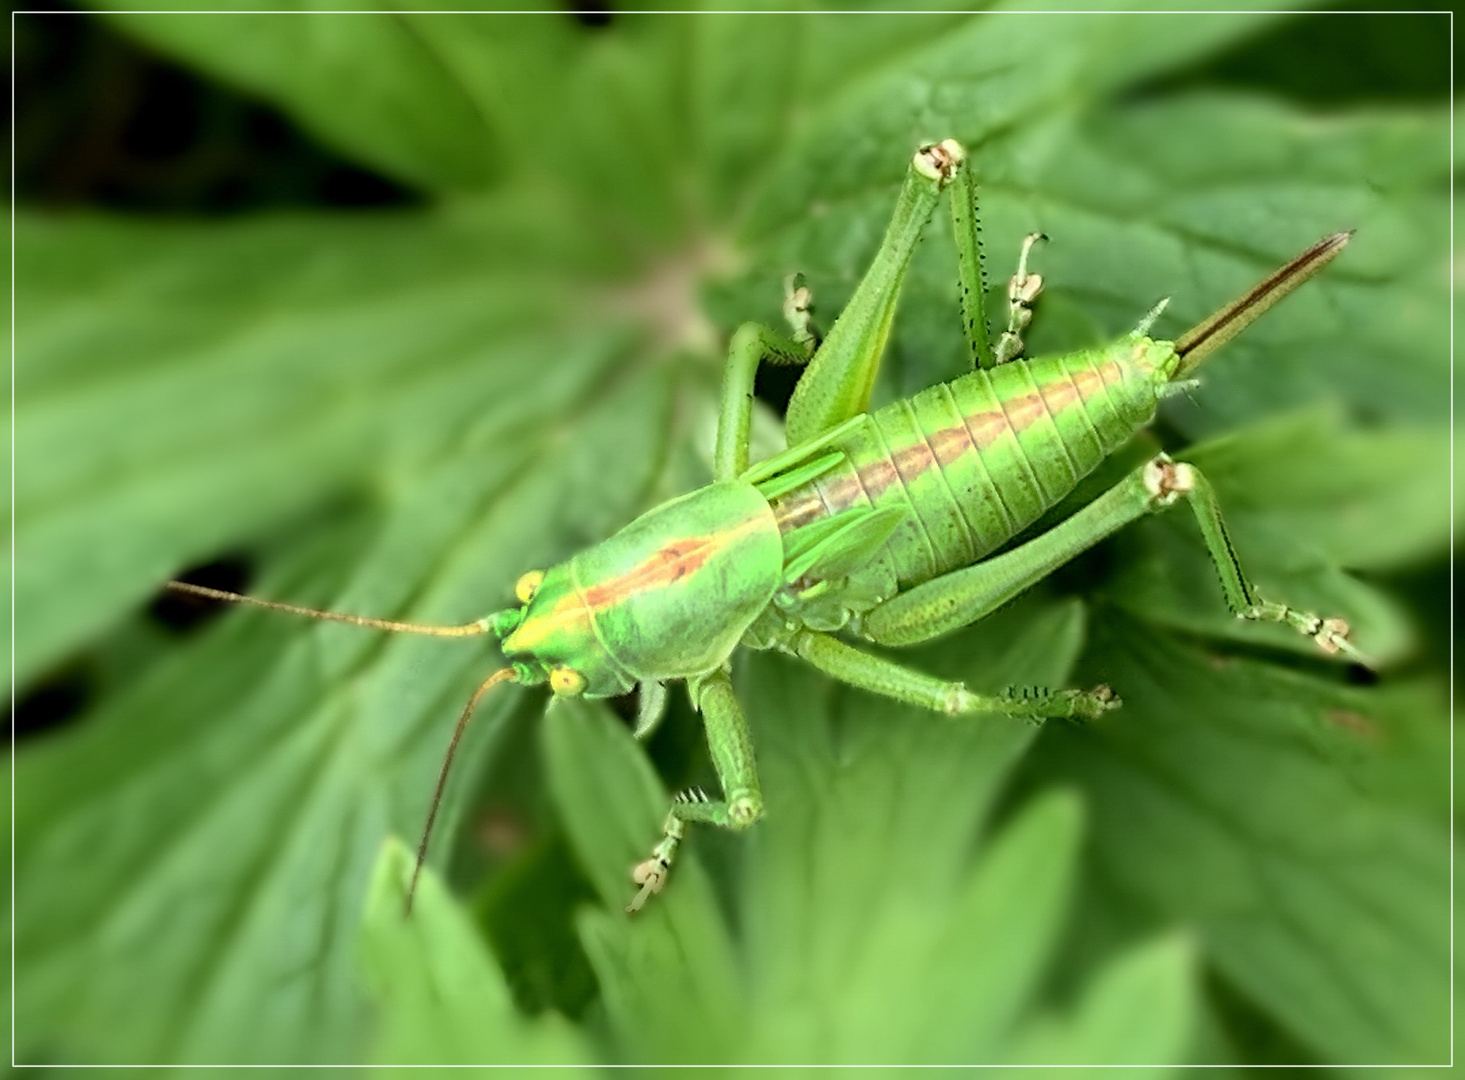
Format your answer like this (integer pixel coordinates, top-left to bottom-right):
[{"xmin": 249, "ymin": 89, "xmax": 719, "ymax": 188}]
[
  {"xmin": 994, "ymin": 232, "xmax": 1046, "ymax": 365},
  {"xmin": 715, "ymin": 322, "xmax": 808, "ymax": 480},
  {"xmin": 626, "ymin": 669, "xmax": 763, "ymax": 912}
]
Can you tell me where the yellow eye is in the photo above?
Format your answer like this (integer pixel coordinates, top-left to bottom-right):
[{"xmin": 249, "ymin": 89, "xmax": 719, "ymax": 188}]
[
  {"xmin": 549, "ymin": 667, "xmax": 587, "ymax": 696},
  {"xmin": 515, "ymin": 570, "xmax": 545, "ymax": 604}
]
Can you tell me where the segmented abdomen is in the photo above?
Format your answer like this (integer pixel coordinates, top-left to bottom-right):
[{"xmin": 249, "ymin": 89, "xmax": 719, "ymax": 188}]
[{"xmin": 770, "ymin": 345, "xmax": 1160, "ymax": 591}]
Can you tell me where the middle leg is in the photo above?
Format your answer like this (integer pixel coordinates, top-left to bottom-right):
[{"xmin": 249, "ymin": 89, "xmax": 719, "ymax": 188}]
[{"xmin": 783, "ymin": 627, "xmax": 1118, "ymax": 722}]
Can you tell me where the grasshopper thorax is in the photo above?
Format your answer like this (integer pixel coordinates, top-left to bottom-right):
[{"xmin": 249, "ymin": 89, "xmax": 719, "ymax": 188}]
[{"xmin": 499, "ymin": 481, "xmax": 785, "ymax": 698}]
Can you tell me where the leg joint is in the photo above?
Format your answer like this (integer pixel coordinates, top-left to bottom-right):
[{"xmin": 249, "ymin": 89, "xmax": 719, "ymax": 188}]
[
  {"xmin": 942, "ymin": 683, "xmax": 973, "ymax": 715},
  {"xmin": 727, "ymin": 791, "xmax": 763, "ymax": 830},
  {"xmin": 1143, "ymin": 455, "xmax": 1195, "ymax": 507},
  {"xmin": 730, "ymin": 321, "xmax": 765, "ymax": 355},
  {"xmin": 915, "ymin": 139, "xmax": 965, "ymax": 185}
]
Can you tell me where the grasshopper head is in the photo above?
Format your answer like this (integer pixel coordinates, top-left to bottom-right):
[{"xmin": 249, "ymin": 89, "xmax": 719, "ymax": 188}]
[{"xmin": 494, "ymin": 563, "xmax": 636, "ymax": 699}]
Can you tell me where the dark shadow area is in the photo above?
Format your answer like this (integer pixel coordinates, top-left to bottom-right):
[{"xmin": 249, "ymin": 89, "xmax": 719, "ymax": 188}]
[
  {"xmin": 148, "ymin": 555, "xmax": 257, "ymax": 633},
  {"xmin": 1134, "ymin": 6, "xmax": 1453, "ymax": 108},
  {"xmin": 14, "ymin": 7, "xmax": 418, "ymax": 213},
  {"xmin": 753, "ymin": 359, "xmax": 806, "ymax": 418},
  {"xmin": 568, "ymin": 2, "xmax": 614, "ymax": 30},
  {"xmin": 1204, "ymin": 966, "xmax": 1321, "ymax": 1066},
  {"xmin": 13, "ymin": 665, "xmax": 93, "ymax": 742}
]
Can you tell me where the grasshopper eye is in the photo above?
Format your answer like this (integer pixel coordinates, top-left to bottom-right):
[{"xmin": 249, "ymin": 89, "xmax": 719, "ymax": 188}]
[
  {"xmin": 549, "ymin": 666, "xmax": 587, "ymax": 696},
  {"xmin": 515, "ymin": 570, "xmax": 545, "ymax": 604}
]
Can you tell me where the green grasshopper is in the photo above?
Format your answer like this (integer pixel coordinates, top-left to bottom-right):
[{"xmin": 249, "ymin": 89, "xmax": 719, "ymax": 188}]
[{"xmin": 168, "ymin": 138, "xmax": 1361, "ymax": 916}]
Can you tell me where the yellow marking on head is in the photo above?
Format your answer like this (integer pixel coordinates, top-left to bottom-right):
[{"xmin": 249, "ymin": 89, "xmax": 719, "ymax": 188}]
[
  {"xmin": 550, "ymin": 666, "xmax": 587, "ymax": 696},
  {"xmin": 503, "ymin": 590, "xmax": 595, "ymax": 652},
  {"xmin": 515, "ymin": 570, "xmax": 545, "ymax": 604}
]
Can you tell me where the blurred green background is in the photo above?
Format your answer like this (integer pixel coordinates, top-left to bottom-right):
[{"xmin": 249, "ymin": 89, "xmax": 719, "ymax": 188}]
[{"xmin": 11, "ymin": 3, "xmax": 1453, "ymax": 1070}]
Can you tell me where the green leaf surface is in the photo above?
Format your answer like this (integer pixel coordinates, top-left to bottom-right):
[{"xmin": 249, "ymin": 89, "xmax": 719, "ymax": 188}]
[
  {"xmin": 96, "ymin": 4, "xmax": 505, "ymax": 192},
  {"xmin": 16, "ymin": 357, "xmax": 676, "ymax": 1063},
  {"xmin": 16, "ymin": 8, "xmax": 1448, "ymax": 1069},
  {"xmin": 360, "ymin": 836, "xmax": 591, "ymax": 1068},
  {"xmin": 1030, "ymin": 616, "xmax": 1450, "ymax": 1065},
  {"xmin": 14, "ymin": 208, "xmax": 634, "ymax": 685},
  {"xmin": 547, "ymin": 595, "xmax": 1152, "ymax": 1066},
  {"xmin": 1095, "ymin": 406, "xmax": 1450, "ymax": 665},
  {"xmin": 1184, "ymin": 406, "xmax": 1454, "ymax": 573},
  {"xmin": 1005, "ymin": 934, "xmax": 1196, "ymax": 1073},
  {"xmin": 544, "ymin": 696, "xmax": 744, "ymax": 1065}
]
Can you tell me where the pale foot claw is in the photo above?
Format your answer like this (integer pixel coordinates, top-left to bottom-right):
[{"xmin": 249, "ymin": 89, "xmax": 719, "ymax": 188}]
[
  {"xmin": 1073, "ymin": 683, "xmax": 1121, "ymax": 721},
  {"xmin": 1314, "ymin": 617, "xmax": 1373, "ymax": 668},
  {"xmin": 626, "ymin": 857, "xmax": 670, "ymax": 914}
]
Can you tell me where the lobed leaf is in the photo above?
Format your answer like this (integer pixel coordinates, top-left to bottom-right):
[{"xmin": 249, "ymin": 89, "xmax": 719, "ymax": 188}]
[
  {"xmin": 95, "ymin": 3, "xmax": 505, "ymax": 192},
  {"xmin": 13, "ymin": 208, "xmax": 622, "ymax": 684},
  {"xmin": 548, "ymin": 595, "xmax": 1148, "ymax": 1065},
  {"xmin": 15, "ymin": 8, "xmax": 1450, "ymax": 1068},
  {"xmin": 1004, "ymin": 934, "xmax": 1197, "ymax": 1073},
  {"xmin": 16, "ymin": 357, "xmax": 676, "ymax": 1062},
  {"xmin": 359, "ymin": 836, "xmax": 591, "ymax": 1068},
  {"xmin": 1030, "ymin": 617, "xmax": 1450, "ymax": 1065}
]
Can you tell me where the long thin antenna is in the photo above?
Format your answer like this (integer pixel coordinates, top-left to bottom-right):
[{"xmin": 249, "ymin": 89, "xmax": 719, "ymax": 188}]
[
  {"xmin": 1173, "ymin": 231, "xmax": 1353, "ymax": 378},
  {"xmin": 165, "ymin": 580, "xmax": 490, "ymax": 637},
  {"xmin": 406, "ymin": 666, "xmax": 518, "ymax": 914}
]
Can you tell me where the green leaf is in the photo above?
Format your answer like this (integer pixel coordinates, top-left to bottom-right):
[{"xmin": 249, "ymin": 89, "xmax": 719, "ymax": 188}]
[
  {"xmin": 359, "ymin": 836, "xmax": 591, "ymax": 1067},
  {"xmin": 1072, "ymin": 97, "xmax": 1447, "ymax": 434},
  {"xmin": 95, "ymin": 4, "xmax": 504, "ymax": 192},
  {"xmin": 16, "ymin": 354, "xmax": 676, "ymax": 1063},
  {"xmin": 1185, "ymin": 405, "xmax": 1454, "ymax": 572},
  {"xmin": 474, "ymin": 834, "xmax": 601, "ymax": 1020},
  {"xmin": 15, "ymin": 9, "xmax": 1448, "ymax": 1069},
  {"xmin": 1095, "ymin": 406, "xmax": 1450, "ymax": 665},
  {"xmin": 1005, "ymin": 934, "xmax": 1197, "ymax": 1073},
  {"xmin": 543, "ymin": 696, "xmax": 745, "ymax": 1064},
  {"xmin": 13, "ymin": 208, "xmax": 634, "ymax": 685},
  {"xmin": 548, "ymin": 595, "xmax": 1124, "ymax": 1065},
  {"xmin": 1030, "ymin": 616, "xmax": 1450, "ymax": 1065}
]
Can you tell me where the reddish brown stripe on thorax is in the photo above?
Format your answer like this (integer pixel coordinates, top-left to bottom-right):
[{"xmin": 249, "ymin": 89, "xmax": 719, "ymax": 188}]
[
  {"xmin": 581, "ymin": 537, "xmax": 718, "ymax": 608},
  {"xmin": 580, "ymin": 520, "xmax": 760, "ymax": 609}
]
